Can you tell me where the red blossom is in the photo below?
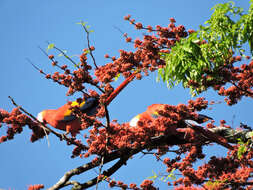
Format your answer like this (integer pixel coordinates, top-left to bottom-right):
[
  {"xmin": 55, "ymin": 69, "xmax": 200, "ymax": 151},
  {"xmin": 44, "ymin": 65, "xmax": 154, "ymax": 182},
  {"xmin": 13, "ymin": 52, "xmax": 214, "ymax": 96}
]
[
  {"xmin": 140, "ymin": 180, "xmax": 156, "ymax": 190},
  {"xmin": 124, "ymin": 15, "xmax": 131, "ymax": 20},
  {"xmin": 188, "ymin": 29, "xmax": 195, "ymax": 34},
  {"xmin": 48, "ymin": 55, "xmax": 54, "ymax": 59},
  {"xmin": 169, "ymin": 17, "xmax": 176, "ymax": 23},
  {"xmin": 135, "ymin": 22, "xmax": 143, "ymax": 29},
  {"xmin": 90, "ymin": 46, "xmax": 95, "ymax": 51},
  {"xmin": 126, "ymin": 37, "xmax": 132, "ymax": 42},
  {"xmin": 27, "ymin": 184, "xmax": 44, "ymax": 190}
]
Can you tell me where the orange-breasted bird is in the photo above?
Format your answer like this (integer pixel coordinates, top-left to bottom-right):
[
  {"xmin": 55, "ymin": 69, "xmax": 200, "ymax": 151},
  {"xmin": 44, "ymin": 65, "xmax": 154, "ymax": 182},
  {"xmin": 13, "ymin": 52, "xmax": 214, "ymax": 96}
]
[
  {"xmin": 129, "ymin": 104, "xmax": 233, "ymax": 149},
  {"xmin": 37, "ymin": 73, "xmax": 136, "ymax": 136},
  {"xmin": 37, "ymin": 97, "xmax": 99, "ymax": 136}
]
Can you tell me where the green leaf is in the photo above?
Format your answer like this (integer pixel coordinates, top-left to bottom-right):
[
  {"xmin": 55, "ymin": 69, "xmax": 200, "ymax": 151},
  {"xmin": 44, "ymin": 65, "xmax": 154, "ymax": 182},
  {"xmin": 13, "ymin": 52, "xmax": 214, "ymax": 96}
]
[
  {"xmin": 47, "ymin": 43, "xmax": 55, "ymax": 52},
  {"xmin": 84, "ymin": 49, "xmax": 90, "ymax": 54},
  {"xmin": 158, "ymin": 0, "xmax": 253, "ymax": 95},
  {"xmin": 58, "ymin": 50, "xmax": 67, "ymax": 57},
  {"xmin": 248, "ymin": 131, "xmax": 253, "ymax": 138},
  {"xmin": 237, "ymin": 144, "xmax": 247, "ymax": 159},
  {"xmin": 146, "ymin": 170, "xmax": 158, "ymax": 182},
  {"xmin": 74, "ymin": 62, "xmax": 81, "ymax": 68},
  {"xmin": 76, "ymin": 21, "xmax": 88, "ymax": 26}
]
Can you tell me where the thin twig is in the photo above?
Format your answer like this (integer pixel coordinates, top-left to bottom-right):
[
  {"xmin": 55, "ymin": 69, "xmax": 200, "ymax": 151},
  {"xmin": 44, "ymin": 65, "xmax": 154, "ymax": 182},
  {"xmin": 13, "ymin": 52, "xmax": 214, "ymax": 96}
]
[
  {"xmin": 46, "ymin": 42, "xmax": 79, "ymax": 68},
  {"xmin": 96, "ymin": 105, "xmax": 111, "ymax": 190},
  {"xmin": 27, "ymin": 57, "xmax": 90, "ymax": 96},
  {"xmin": 80, "ymin": 156, "xmax": 130, "ymax": 189},
  {"xmin": 81, "ymin": 23, "xmax": 98, "ymax": 69},
  {"xmin": 48, "ymin": 124, "xmax": 251, "ymax": 189},
  {"xmin": 230, "ymin": 80, "xmax": 253, "ymax": 96},
  {"xmin": 39, "ymin": 44, "xmax": 105, "ymax": 94}
]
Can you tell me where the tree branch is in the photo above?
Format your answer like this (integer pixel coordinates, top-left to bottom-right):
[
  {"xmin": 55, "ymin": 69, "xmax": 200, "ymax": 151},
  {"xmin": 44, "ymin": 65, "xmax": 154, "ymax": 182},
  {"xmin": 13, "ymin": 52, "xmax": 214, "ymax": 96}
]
[
  {"xmin": 81, "ymin": 23, "xmax": 98, "ymax": 69},
  {"xmin": 48, "ymin": 124, "xmax": 253, "ymax": 189},
  {"xmin": 79, "ymin": 156, "xmax": 129, "ymax": 190}
]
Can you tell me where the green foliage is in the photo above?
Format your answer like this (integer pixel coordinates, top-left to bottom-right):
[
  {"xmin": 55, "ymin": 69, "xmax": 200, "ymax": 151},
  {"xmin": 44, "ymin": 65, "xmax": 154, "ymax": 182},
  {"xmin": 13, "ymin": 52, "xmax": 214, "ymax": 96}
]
[
  {"xmin": 47, "ymin": 43, "xmax": 55, "ymax": 52},
  {"xmin": 159, "ymin": 1, "xmax": 253, "ymax": 95},
  {"xmin": 76, "ymin": 21, "xmax": 94, "ymax": 33},
  {"xmin": 147, "ymin": 169, "xmax": 176, "ymax": 183},
  {"xmin": 237, "ymin": 138, "xmax": 248, "ymax": 159},
  {"xmin": 76, "ymin": 21, "xmax": 88, "ymax": 26},
  {"xmin": 205, "ymin": 179, "xmax": 226, "ymax": 189},
  {"xmin": 147, "ymin": 170, "xmax": 158, "ymax": 181},
  {"xmin": 58, "ymin": 50, "xmax": 67, "ymax": 57}
]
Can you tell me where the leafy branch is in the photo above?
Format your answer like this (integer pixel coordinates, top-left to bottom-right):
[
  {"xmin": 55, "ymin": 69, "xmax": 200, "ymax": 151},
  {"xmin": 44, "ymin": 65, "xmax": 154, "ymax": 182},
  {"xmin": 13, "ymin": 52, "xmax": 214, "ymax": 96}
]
[{"xmin": 158, "ymin": 1, "xmax": 253, "ymax": 95}]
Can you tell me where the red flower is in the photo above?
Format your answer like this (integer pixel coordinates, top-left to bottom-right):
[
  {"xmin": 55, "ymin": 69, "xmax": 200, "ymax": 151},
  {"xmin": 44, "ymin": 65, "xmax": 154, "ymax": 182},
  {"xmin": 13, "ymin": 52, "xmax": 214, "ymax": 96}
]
[
  {"xmin": 135, "ymin": 22, "xmax": 143, "ymax": 29},
  {"xmin": 126, "ymin": 37, "xmax": 132, "ymax": 42},
  {"xmin": 169, "ymin": 17, "xmax": 176, "ymax": 23},
  {"xmin": 188, "ymin": 29, "xmax": 195, "ymax": 34},
  {"xmin": 48, "ymin": 55, "xmax": 54, "ymax": 59},
  {"xmin": 90, "ymin": 46, "xmax": 95, "ymax": 51},
  {"xmin": 124, "ymin": 15, "xmax": 131, "ymax": 20}
]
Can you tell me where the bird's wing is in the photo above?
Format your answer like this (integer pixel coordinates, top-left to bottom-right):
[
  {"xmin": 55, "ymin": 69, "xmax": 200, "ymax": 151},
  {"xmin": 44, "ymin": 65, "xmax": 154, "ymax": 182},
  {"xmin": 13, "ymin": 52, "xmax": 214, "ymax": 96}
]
[
  {"xmin": 61, "ymin": 97, "xmax": 98, "ymax": 122},
  {"xmin": 79, "ymin": 97, "xmax": 98, "ymax": 114}
]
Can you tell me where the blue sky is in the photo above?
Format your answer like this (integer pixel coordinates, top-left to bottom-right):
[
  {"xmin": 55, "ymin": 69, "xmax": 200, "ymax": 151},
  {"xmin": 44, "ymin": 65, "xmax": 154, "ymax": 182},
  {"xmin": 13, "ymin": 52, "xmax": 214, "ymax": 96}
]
[{"xmin": 0, "ymin": 0, "xmax": 251, "ymax": 189}]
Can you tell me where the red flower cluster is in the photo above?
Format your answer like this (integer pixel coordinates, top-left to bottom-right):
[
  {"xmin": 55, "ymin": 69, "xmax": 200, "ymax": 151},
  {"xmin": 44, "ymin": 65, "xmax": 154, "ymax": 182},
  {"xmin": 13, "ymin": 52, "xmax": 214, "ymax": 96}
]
[
  {"xmin": 27, "ymin": 184, "xmax": 44, "ymax": 190},
  {"xmin": 0, "ymin": 108, "xmax": 46, "ymax": 143},
  {"xmin": 188, "ymin": 56, "xmax": 253, "ymax": 105},
  {"xmin": 81, "ymin": 98, "xmax": 210, "ymax": 159},
  {"xmin": 140, "ymin": 180, "xmax": 156, "ymax": 190},
  {"xmin": 95, "ymin": 15, "xmax": 188, "ymax": 84}
]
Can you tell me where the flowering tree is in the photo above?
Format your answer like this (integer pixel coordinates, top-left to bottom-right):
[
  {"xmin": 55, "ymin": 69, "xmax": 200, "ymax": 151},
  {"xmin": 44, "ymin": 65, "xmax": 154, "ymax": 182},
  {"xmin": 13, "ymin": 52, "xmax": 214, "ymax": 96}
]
[{"xmin": 1, "ymin": 1, "xmax": 253, "ymax": 189}]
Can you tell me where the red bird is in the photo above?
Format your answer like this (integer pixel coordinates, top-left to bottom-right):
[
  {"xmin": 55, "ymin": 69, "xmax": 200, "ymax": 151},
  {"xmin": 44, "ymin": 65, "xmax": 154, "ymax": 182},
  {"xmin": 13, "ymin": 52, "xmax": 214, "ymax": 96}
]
[
  {"xmin": 37, "ymin": 97, "xmax": 98, "ymax": 136},
  {"xmin": 129, "ymin": 104, "xmax": 233, "ymax": 149},
  {"xmin": 37, "ymin": 73, "xmax": 136, "ymax": 136}
]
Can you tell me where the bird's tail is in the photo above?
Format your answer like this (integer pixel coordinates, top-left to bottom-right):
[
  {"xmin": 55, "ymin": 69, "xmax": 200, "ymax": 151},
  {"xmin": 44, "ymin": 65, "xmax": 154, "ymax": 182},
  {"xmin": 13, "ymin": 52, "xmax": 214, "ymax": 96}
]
[
  {"xmin": 184, "ymin": 119, "xmax": 233, "ymax": 149},
  {"xmin": 105, "ymin": 72, "xmax": 136, "ymax": 105}
]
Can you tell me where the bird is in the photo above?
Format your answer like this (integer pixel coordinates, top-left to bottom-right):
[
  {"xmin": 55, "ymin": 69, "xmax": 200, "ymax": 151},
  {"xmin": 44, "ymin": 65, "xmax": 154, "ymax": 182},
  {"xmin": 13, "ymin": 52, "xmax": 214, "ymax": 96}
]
[
  {"xmin": 129, "ymin": 104, "xmax": 233, "ymax": 149},
  {"xmin": 37, "ymin": 97, "xmax": 99, "ymax": 136},
  {"xmin": 130, "ymin": 104, "xmax": 213, "ymax": 127},
  {"xmin": 37, "ymin": 72, "xmax": 136, "ymax": 136}
]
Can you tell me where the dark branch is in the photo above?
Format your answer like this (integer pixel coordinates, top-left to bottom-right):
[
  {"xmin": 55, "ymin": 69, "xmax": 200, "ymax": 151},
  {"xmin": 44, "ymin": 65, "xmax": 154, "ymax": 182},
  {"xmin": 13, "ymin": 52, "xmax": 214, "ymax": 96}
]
[
  {"xmin": 48, "ymin": 124, "xmax": 253, "ymax": 189},
  {"xmin": 80, "ymin": 156, "xmax": 129, "ymax": 189}
]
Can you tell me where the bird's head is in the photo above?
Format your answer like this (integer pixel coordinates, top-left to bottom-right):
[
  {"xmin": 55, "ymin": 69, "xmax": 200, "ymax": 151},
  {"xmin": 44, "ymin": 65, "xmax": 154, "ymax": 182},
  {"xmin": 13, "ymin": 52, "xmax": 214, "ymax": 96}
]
[
  {"xmin": 37, "ymin": 111, "xmax": 45, "ymax": 123},
  {"xmin": 129, "ymin": 114, "xmax": 140, "ymax": 127}
]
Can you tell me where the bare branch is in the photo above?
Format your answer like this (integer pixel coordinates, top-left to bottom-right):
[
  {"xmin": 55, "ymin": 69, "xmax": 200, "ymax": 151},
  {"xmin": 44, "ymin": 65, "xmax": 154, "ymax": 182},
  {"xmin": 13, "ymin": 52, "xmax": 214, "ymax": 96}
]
[
  {"xmin": 81, "ymin": 23, "xmax": 98, "ymax": 69},
  {"xmin": 96, "ymin": 105, "xmax": 111, "ymax": 189},
  {"xmin": 80, "ymin": 156, "xmax": 129, "ymax": 189},
  {"xmin": 48, "ymin": 43, "xmax": 79, "ymax": 68},
  {"xmin": 47, "ymin": 123, "xmax": 253, "ymax": 189}
]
